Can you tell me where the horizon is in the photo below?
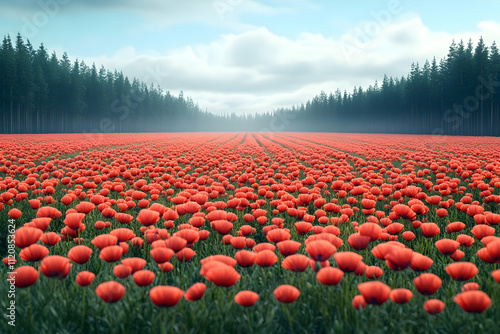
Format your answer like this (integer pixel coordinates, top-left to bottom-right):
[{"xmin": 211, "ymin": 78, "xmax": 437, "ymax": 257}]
[{"xmin": 1, "ymin": 0, "xmax": 500, "ymax": 116}]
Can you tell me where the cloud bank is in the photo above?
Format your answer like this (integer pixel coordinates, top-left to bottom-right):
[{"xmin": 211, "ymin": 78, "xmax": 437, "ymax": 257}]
[{"xmin": 86, "ymin": 16, "xmax": 500, "ymax": 115}]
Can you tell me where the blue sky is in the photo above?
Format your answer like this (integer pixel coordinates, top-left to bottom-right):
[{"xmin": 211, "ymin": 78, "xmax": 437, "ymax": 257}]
[{"xmin": 1, "ymin": 0, "xmax": 499, "ymax": 115}]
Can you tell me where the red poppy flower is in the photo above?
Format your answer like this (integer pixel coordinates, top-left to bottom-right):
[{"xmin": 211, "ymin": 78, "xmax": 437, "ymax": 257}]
[
  {"xmin": 198, "ymin": 230, "xmax": 210, "ymax": 241},
  {"xmin": 114, "ymin": 264, "xmax": 133, "ymax": 278},
  {"xmin": 390, "ymin": 288, "xmax": 413, "ymax": 304},
  {"xmin": 281, "ymin": 254, "xmax": 311, "ymax": 272},
  {"xmin": 456, "ymin": 234, "xmax": 475, "ymax": 247},
  {"xmin": 150, "ymin": 248, "xmax": 174, "ymax": 264},
  {"xmin": 333, "ymin": 252, "xmax": 363, "ymax": 272},
  {"xmin": 40, "ymin": 255, "xmax": 71, "ymax": 279},
  {"xmin": 306, "ymin": 240, "xmax": 336, "ymax": 262},
  {"xmin": 234, "ymin": 290, "xmax": 259, "ymax": 307},
  {"xmin": 445, "ymin": 262, "xmax": 478, "ymax": 281},
  {"xmin": 365, "ymin": 266, "xmax": 383, "ymax": 279},
  {"xmin": 158, "ymin": 261, "xmax": 174, "ymax": 273},
  {"xmin": 352, "ymin": 295, "xmax": 367, "ymax": 309},
  {"xmin": 348, "ymin": 233, "xmax": 371, "ymax": 250},
  {"xmin": 446, "ymin": 222, "xmax": 465, "ymax": 234},
  {"xmin": 76, "ymin": 271, "xmax": 95, "ymax": 287},
  {"xmin": 357, "ymin": 281, "xmax": 391, "ymax": 305},
  {"xmin": 27, "ymin": 217, "xmax": 51, "ymax": 232},
  {"xmin": 64, "ymin": 213, "xmax": 85, "ymax": 229},
  {"xmin": 435, "ymin": 239, "xmax": 460, "ymax": 255},
  {"xmin": 8, "ymin": 266, "xmax": 39, "ymax": 288},
  {"xmin": 316, "ymin": 267, "xmax": 344, "ymax": 285},
  {"xmin": 385, "ymin": 223, "xmax": 404, "ymax": 235},
  {"xmin": 211, "ymin": 220, "xmax": 233, "ymax": 235},
  {"xmin": 37, "ymin": 206, "xmax": 63, "ymax": 219},
  {"xmin": 67, "ymin": 245, "xmax": 93, "ymax": 264},
  {"xmin": 174, "ymin": 229, "xmax": 200, "ymax": 246},
  {"xmin": 14, "ymin": 227, "xmax": 43, "ymax": 248},
  {"xmin": 189, "ymin": 216, "xmax": 205, "ymax": 228},
  {"xmin": 95, "ymin": 281, "xmax": 125, "ymax": 303},
  {"xmin": 255, "ymin": 250, "xmax": 277, "ymax": 267},
  {"xmin": 136, "ymin": 209, "xmax": 160, "ymax": 226},
  {"xmin": 19, "ymin": 244, "xmax": 49, "ymax": 262},
  {"xmin": 424, "ymin": 299, "xmax": 445, "ymax": 314},
  {"xmin": 99, "ymin": 246, "xmax": 123, "ymax": 263},
  {"xmin": 39, "ymin": 232, "xmax": 61, "ymax": 246},
  {"xmin": 471, "ymin": 225, "xmax": 495, "ymax": 240},
  {"xmin": 385, "ymin": 248, "xmax": 413, "ymax": 271},
  {"xmin": 162, "ymin": 236, "xmax": 187, "ymax": 253},
  {"xmin": 235, "ymin": 250, "xmax": 256, "ymax": 267},
  {"xmin": 410, "ymin": 253, "xmax": 434, "ymax": 271},
  {"xmin": 476, "ymin": 248, "xmax": 496, "ymax": 263},
  {"xmin": 115, "ymin": 213, "xmax": 133, "ymax": 224},
  {"xmin": 222, "ymin": 235, "xmax": 233, "ymax": 245},
  {"xmin": 266, "ymin": 229, "xmax": 291, "ymax": 243},
  {"xmin": 175, "ymin": 248, "xmax": 196, "ymax": 262},
  {"xmin": 481, "ymin": 236, "xmax": 500, "ymax": 246},
  {"xmin": 391, "ymin": 204, "xmax": 416, "ymax": 220},
  {"xmin": 276, "ymin": 240, "xmax": 301, "ymax": 257},
  {"xmin": 200, "ymin": 255, "xmax": 237, "ymax": 267},
  {"xmin": 253, "ymin": 243, "xmax": 276, "ymax": 253},
  {"xmin": 149, "ymin": 285, "xmax": 184, "ymax": 307},
  {"xmin": 94, "ymin": 221, "xmax": 106, "ymax": 230},
  {"xmin": 91, "ymin": 234, "xmax": 118, "ymax": 250},
  {"xmin": 110, "ymin": 228, "xmax": 135, "ymax": 242},
  {"xmin": 121, "ymin": 257, "xmax": 147, "ymax": 273},
  {"xmin": 28, "ymin": 199, "xmax": 41, "ymax": 210},
  {"xmin": 230, "ymin": 236, "xmax": 246, "ymax": 249},
  {"xmin": 206, "ymin": 210, "xmax": 227, "ymax": 222},
  {"xmin": 3, "ymin": 257, "xmax": 16, "ymax": 266},
  {"xmin": 466, "ymin": 205, "xmax": 484, "ymax": 217},
  {"xmin": 491, "ymin": 269, "xmax": 500, "ymax": 283},
  {"xmin": 184, "ymin": 283, "xmax": 206, "ymax": 301},
  {"xmin": 132, "ymin": 270, "xmax": 155, "ymax": 286},
  {"xmin": 244, "ymin": 238, "xmax": 255, "ymax": 248},
  {"xmin": 462, "ymin": 282, "xmax": 479, "ymax": 292},
  {"xmin": 402, "ymin": 231, "xmax": 415, "ymax": 241},
  {"xmin": 454, "ymin": 291, "xmax": 491, "ymax": 313},
  {"xmin": 204, "ymin": 264, "xmax": 240, "ymax": 287},
  {"xmin": 486, "ymin": 239, "xmax": 500, "ymax": 261},
  {"xmin": 273, "ymin": 285, "xmax": 300, "ymax": 303},
  {"xmin": 414, "ymin": 273, "xmax": 442, "ymax": 295},
  {"xmin": 294, "ymin": 221, "xmax": 313, "ymax": 235},
  {"xmin": 420, "ymin": 223, "xmax": 440, "ymax": 238},
  {"xmin": 371, "ymin": 242, "xmax": 405, "ymax": 260}
]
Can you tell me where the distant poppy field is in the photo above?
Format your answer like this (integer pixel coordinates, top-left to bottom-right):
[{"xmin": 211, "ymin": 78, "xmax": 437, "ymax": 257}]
[{"xmin": 1, "ymin": 132, "xmax": 499, "ymax": 334}]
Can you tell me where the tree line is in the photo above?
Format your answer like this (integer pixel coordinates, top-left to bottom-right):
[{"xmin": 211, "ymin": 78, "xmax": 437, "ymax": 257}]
[
  {"xmin": 0, "ymin": 34, "xmax": 223, "ymax": 133},
  {"xmin": 269, "ymin": 37, "xmax": 500, "ymax": 136},
  {"xmin": 1, "ymin": 34, "xmax": 499, "ymax": 135}
]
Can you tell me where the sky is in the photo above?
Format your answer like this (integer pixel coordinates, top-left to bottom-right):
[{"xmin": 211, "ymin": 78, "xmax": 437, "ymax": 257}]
[{"xmin": 1, "ymin": 0, "xmax": 499, "ymax": 115}]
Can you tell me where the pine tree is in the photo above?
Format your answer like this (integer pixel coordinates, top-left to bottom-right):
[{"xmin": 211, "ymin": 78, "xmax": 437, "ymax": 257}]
[{"xmin": 0, "ymin": 36, "xmax": 16, "ymax": 133}]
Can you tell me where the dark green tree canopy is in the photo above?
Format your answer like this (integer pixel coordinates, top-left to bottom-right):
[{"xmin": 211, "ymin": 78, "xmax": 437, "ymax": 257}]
[{"xmin": 1, "ymin": 34, "xmax": 499, "ymax": 135}]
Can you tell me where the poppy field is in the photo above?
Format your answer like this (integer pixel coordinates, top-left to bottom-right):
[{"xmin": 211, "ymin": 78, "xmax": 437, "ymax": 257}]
[{"xmin": 1, "ymin": 132, "xmax": 499, "ymax": 334}]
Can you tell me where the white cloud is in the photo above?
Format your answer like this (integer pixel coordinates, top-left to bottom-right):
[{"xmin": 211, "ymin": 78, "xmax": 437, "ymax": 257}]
[{"xmin": 84, "ymin": 15, "xmax": 500, "ymax": 115}]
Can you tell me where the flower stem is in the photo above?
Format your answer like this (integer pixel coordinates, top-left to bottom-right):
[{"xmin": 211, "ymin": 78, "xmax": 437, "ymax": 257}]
[{"xmin": 80, "ymin": 288, "xmax": 87, "ymax": 332}]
